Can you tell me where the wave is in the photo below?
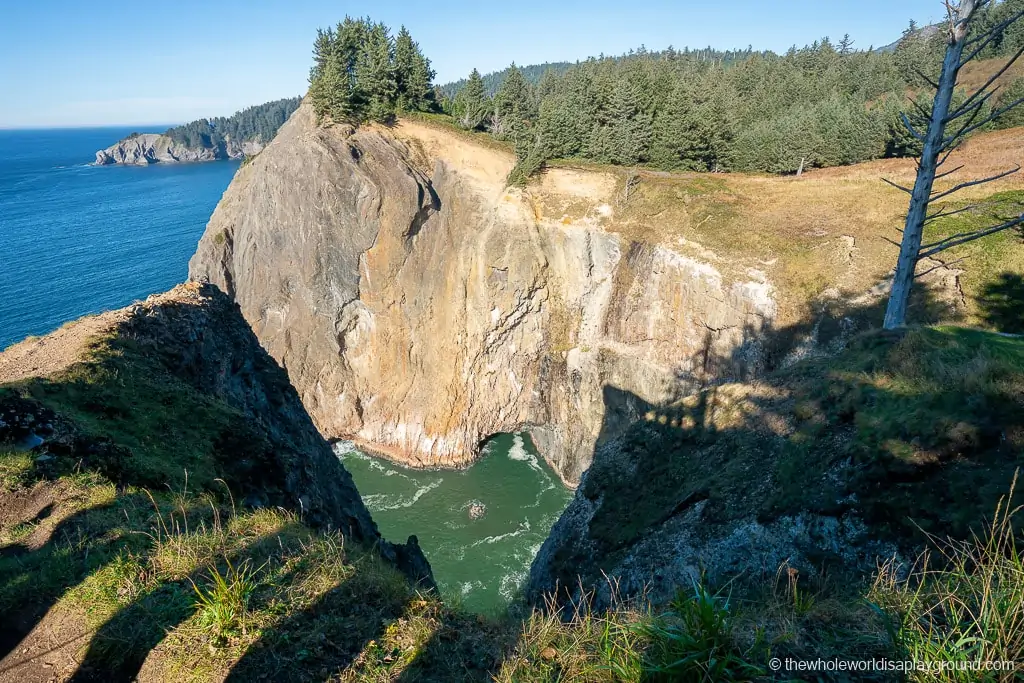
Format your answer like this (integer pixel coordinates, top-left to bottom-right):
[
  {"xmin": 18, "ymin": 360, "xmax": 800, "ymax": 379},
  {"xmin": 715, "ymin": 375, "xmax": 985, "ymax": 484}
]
[
  {"xmin": 468, "ymin": 520, "xmax": 531, "ymax": 548},
  {"xmin": 362, "ymin": 477, "xmax": 443, "ymax": 511},
  {"xmin": 507, "ymin": 433, "xmax": 544, "ymax": 474}
]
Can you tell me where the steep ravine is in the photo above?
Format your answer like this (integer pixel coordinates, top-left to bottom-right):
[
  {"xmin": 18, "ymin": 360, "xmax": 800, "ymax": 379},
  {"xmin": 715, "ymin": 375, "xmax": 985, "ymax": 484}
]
[{"xmin": 190, "ymin": 102, "xmax": 776, "ymax": 485}]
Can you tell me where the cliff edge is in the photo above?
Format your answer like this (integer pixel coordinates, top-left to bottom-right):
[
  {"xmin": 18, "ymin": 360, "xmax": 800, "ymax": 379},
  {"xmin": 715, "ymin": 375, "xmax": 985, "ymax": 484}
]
[{"xmin": 0, "ymin": 282, "xmax": 431, "ymax": 582}]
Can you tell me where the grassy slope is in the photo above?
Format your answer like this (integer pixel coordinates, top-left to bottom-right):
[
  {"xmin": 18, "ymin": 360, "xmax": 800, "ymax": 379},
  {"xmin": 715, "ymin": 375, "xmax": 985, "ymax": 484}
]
[{"xmin": 583, "ymin": 327, "xmax": 1024, "ymax": 561}]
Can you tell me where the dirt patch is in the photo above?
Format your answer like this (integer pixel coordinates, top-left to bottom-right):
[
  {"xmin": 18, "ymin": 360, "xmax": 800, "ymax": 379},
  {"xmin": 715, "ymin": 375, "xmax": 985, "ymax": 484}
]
[
  {"xmin": 0, "ymin": 482, "xmax": 56, "ymax": 536},
  {"xmin": 0, "ymin": 607, "xmax": 91, "ymax": 683},
  {"xmin": 0, "ymin": 315, "xmax": 115, "ymax": 385}
]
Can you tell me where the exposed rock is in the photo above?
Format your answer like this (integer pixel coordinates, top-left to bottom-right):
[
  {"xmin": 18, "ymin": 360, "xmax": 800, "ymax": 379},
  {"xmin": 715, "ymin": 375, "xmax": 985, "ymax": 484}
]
[
  {"xmin": 525, "ymin": 329, "xmax": 1024, "ymax": 611},
  {"xmin": 94, "ymin": 134, "xmax": 262, "ymax": 165},
  {"xmin": 189, "ymin": 101, "xmax": 776, "ymax": 485}
]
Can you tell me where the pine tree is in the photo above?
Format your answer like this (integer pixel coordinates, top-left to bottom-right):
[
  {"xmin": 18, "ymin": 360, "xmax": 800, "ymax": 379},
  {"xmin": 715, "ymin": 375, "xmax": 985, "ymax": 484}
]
[
  {"xmin": 355, "ymin": 22, "xmax": 398, "ymax": 122},
  {"xmin": 454, "ymin": 69, "xmax": 490, "ymax": 130},
  {"xmin": 838, "ymin": 34, "xmax": 855, "ymax": 55},
  {"xmin": 994, "ymin": 77, "xmax": 1024, "ymax": 129},
  {"xmin": 394, "ymin": 26, "xmax": 435, "ymax": 112},
  {"xmin": 492, "ymin": 64, "xmax": 535, "ymax": 142}
]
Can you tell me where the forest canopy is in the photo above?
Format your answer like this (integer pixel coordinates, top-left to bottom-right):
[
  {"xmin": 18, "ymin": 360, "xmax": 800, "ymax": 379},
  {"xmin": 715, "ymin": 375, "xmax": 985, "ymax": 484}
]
[
  {"xmin": 164, "ymin": 97, "xmax": 301, "ymax": 149},
  {"xmin": 308, "ymin": 2, "xmax": 1024, "ymax": 183}
]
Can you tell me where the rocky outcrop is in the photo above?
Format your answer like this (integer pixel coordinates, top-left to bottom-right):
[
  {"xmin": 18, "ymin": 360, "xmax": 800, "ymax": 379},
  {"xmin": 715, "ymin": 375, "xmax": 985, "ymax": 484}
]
[
  {"xmin": 94, "ymin": 134, "xmax": 262, "ymax": 165},
  {"xmin": 189, "ymin": 101, "xmax": 777, "ymax": 485},
  {"xmin": 0, "ymin": 282, "xmax": 433, "ymax": 588},
  {"xmin": 525, "ymin": 328, "xmax": 1024, "ymax": 610}
]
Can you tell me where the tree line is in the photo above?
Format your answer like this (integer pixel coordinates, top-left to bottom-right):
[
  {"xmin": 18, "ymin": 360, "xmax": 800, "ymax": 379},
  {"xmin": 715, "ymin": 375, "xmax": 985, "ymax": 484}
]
[
  {"xmin": 308, "ymin": 3, "xmax": 1024, "ymax": 183},
  {"xmin": 164, "ymin": 97, "xmax": 301, "ymax": 149},
  {"xmin": 308, "ymin": 17, "xmax": 435, "ymax": 124}
]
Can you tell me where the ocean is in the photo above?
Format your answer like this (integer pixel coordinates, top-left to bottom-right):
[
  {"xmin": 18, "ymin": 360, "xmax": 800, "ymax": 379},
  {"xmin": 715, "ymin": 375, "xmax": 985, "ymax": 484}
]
[{"xmin": 0, "ymin": 127, "xmax": 239, "ymax": 349}]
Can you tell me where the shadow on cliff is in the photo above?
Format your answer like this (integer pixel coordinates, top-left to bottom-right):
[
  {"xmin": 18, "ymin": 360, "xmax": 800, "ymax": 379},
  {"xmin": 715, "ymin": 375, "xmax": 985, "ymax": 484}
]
[
  {"xmin": 529, "ymin": 281, "xmax": 1024, "ymax": 612},
  {"xmin": 589, "ymin": 279, "xmax": 965, "ymax": 480}
]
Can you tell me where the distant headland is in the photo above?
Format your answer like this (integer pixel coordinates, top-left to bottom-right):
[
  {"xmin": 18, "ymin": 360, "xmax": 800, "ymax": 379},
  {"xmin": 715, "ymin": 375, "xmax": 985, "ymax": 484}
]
[{"xmin": 94, "ymin": 97, "xmax": 300, "ymax": 165}]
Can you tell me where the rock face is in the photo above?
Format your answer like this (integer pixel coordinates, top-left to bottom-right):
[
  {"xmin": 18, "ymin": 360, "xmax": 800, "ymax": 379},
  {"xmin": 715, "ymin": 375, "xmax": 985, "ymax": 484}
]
[
  {"xmin": 189, "ymin": 101, "xmax": 776, "ymax": 485},
  {"xmin": 525, "ymin": 328, "xmax": 1024, "ymax": 610},
  {"xmin": 94, "ymin": 134, "xmax": 262, "ymax": 165},
  {"xmin": 0, "ymin": 282, "xmax": 434, "ymax": 588}
]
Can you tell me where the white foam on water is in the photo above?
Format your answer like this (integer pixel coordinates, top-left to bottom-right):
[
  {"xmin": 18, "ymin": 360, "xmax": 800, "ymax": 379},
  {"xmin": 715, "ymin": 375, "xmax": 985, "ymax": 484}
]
[
  {"xmin": 468, "ymin": 520, "xmax": 531, "ymax": 548},
  {"xmin": 362, "ymin": 477, "xmax": 443, "ymax": 511},
  {"xmin": 332, "ymin": 440, "xmax": 364, "ymax": 459},
  {"xmin": 461, "ymin": 580, "xmax": 485, "ymax": 597},
  {"xmin": 507, "ymin": 434, "xmax": 543, "ymax": 473},
  {"xmin": 499, "ymin": 568, "xmax": 528, "ymax": 603},
  {"xmin": 334, "ymin": 440, "xmax": 414, "ymax": 480}
]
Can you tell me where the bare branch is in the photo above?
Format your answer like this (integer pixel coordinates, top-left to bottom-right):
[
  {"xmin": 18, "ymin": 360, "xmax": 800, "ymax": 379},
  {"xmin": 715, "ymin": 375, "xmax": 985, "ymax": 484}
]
[
  {"xmin": 881, "ymin": 235, "xmax": 903, "ymax": 249},
  {"xmin": 914, "ymin": 255, "xmax": 969, "ymax": 279},
  {"xmin": 936, "ymin": 143, "xmax": 961, "ymax": 168},
  {"xmin": 910, "ymin": 97, "xmax": 932, "ymax": 120},
  {"xmin": 930, "ymin": 166, "xmax": 1020, "ymax": 202},
  {"xmin": 919, "ymin": 214, "xmax": 1024, "ymax": 258},
  {"xmin": 901, "ymin": 112, "xmax": 926, "ymax": 142},
  {"xmin": 961, "ymin": 7, "xmax": 1024, "ymax": 59},
  {"xmin": 946, "ymin": 87, "xmax": 997, "ymax": 123},
  {"xmin": 934, "ymin": 164, "xmax": 966, "ymax": 181},
  {"xmin": 943, "ymin": 91, "xmax": 995, "ymax": 148},
  {"xmin": 952, "ymin": 42, "xmax": 1024, "ymax": 118},
  {"xmin": 913, "ymin": 67, "xmax": 940, "ymax": 90},
  {"xmin": 924, "ymin": 202, "xmax": 981, "ymax": 223},
  {"xmin": 882, "ymin": 177, "xmax": 914, "ymax": 194}
]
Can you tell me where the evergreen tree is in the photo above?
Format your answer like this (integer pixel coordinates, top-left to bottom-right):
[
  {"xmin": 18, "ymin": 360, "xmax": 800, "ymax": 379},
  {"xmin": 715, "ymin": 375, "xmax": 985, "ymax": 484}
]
[
  {"xmin": 454, "ymin": 69, "xmax": 490, "ymax": 130},
  {"xmin": 994, "ymin": 77, "xmax": 1024, "ymax": 129},
  {"xmin": 307, "ymin": 17, "xmax": 435, "ymax": 125},
  {"xmin": 355, "ymin": 22, "xmax": 398, "ymax": 122},
  {"xmin": 394, "ymin": 26, "xmax": 435, "ymax": 112},
  {"xmin": 492, "ymin": 64, "xmax": 536, "ymax": 143}
]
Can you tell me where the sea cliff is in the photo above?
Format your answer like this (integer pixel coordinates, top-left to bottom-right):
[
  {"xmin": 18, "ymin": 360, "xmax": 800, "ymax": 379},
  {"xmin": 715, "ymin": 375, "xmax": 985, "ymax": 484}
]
[{"xmin": 94, "ymin": 133, "xmax": 262, "ymax": 165}]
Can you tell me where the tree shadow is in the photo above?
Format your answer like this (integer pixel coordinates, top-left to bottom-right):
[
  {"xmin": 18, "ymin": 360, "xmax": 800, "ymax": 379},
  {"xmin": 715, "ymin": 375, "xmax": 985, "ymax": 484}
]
[
  {"xmin": 527, "ymin": 279, "xmax": 1022, "ymax": 613},
  {"xmin": 977, "ymin": 271, "xmax": 1024, "ymax": 334},
  {"xmin": 224, "ymin": 573, "xmax": 402, "ymax": 682},
  {"xmin": 0, "ymin": 493, "xmax": 155, "ymax": 661},
  {"xmin": 66, "ymin": 525, "xmax": 295, "ymax": 683}
]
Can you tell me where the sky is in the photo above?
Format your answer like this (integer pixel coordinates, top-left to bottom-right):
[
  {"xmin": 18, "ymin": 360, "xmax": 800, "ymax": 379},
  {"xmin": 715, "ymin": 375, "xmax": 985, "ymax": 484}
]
[{"xmin": 0, "ymin": 0, "xmax": 949, "ymax": 129}]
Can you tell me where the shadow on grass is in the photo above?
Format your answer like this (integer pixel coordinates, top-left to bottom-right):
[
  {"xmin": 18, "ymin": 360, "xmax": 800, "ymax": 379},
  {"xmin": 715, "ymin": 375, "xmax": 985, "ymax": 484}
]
[
  {"xmin": 978, "ymin": 271, "xmax": 1024, "ymax": 334},
  {"xmin": 0, "ymin": 493, "xmax": 155, "ymax": 662}
]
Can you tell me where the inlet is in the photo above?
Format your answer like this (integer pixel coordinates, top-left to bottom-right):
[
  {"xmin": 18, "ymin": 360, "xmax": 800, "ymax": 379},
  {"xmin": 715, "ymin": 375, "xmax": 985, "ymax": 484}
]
[{"xmin": 334, "ymin": 433, "xmax": 572, "ymax": 613}]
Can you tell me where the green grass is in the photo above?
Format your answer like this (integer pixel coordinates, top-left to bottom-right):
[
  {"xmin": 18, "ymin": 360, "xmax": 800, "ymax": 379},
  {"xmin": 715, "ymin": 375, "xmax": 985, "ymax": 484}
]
[
  {"xmin": 580, "ymin": 327, "xmax": 1024, "ymax": 565},
  {"xmin": 1, "ymin": 333, "xmax": 273, "ymax": 494},
  {"xmin": 3, "ymin": 315, "xmax": 1024, "ymax": 679},
  {"xmin": 925, "ymin": 189, "xmax": 1024, "ymax": 331}
]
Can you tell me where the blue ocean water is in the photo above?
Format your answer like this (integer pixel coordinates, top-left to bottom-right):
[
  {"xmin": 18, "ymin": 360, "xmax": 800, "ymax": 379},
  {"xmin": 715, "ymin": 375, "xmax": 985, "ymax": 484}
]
[{"xmin": 0, "ymin": 127, "xmax": 239, "ymax": 349}]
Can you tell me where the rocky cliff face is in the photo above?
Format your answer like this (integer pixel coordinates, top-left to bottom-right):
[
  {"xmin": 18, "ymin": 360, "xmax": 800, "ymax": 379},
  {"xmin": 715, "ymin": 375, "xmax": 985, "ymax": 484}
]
[
  {"xmin": 526, "ymin": 328, "xmax": 1024, "ymax": 610},
  {"xmin": 189, "ymin": 102, "xmax": 776, "ymax": 485},
  {"xmin": 94, "ymin": 134, "xmax": 262, "ymax": 165}
]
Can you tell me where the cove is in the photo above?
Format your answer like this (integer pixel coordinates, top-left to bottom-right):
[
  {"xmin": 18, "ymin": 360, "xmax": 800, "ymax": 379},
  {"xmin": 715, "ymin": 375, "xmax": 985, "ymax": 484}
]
[{"xmin": 334, "ymin": 433, "xmax": 572, "ymax": 613}]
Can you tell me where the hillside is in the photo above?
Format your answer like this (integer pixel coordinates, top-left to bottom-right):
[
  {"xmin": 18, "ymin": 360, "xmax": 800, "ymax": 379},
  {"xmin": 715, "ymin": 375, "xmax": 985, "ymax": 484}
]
[{"xmin": 95, "ymin": 98, "xmax": 300, "ymax": 166}]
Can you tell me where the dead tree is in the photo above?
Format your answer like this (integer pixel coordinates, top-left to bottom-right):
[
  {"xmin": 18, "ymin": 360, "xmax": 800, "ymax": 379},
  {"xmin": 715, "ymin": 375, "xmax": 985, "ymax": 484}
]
[{"xmin": 883, "ymin": 0, "xmax": 1024, "ymax": 329}]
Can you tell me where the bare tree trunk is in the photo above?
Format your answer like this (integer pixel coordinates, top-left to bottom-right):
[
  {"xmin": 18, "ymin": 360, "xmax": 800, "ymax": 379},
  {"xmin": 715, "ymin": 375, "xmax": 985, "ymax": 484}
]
[
  {"xmin": 884, "ymin": 8, "xmax": 973, "ymax": 329},
  {"xmin": 796, "ymin": 157, "xmax": 805, "ymax": 177}
]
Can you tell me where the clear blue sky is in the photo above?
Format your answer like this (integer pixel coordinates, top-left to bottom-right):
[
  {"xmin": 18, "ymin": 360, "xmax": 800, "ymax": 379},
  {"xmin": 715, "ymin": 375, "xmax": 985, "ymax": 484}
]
[{"xmin": 0, "ymin": 0, "xmax": 947, "ymax": 129}]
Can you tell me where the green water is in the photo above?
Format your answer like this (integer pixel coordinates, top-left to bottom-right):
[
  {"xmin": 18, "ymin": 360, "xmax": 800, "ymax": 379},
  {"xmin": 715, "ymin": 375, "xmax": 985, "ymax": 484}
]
[{"xmin": 334, "ymin": 433, "xmax": 572, "ymax": 613}]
